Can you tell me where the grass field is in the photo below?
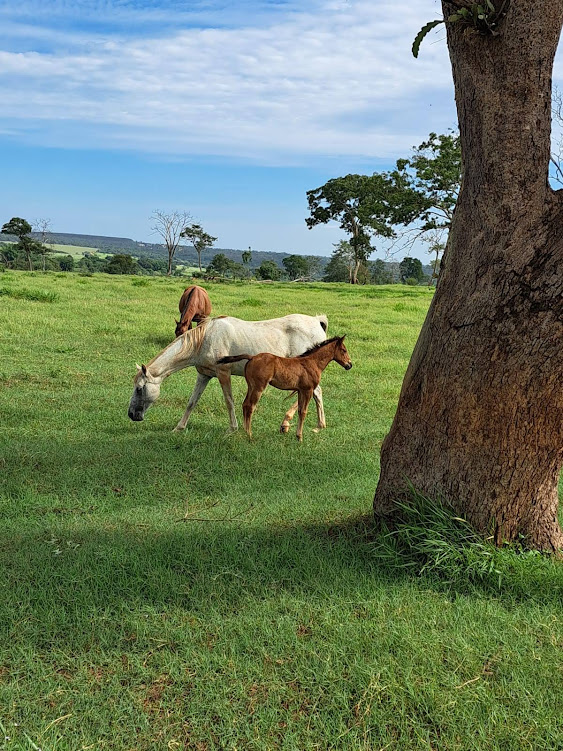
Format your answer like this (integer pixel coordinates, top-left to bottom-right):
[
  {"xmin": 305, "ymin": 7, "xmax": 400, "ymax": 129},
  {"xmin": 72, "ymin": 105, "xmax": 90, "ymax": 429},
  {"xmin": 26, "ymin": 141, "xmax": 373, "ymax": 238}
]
[
  {"xmin": 47, "ymin": 244, "xmax": 103, "ymax": 258},
  {"xmin": 0, "ymin": 271, "xmax": 561, "ymax": 750}
]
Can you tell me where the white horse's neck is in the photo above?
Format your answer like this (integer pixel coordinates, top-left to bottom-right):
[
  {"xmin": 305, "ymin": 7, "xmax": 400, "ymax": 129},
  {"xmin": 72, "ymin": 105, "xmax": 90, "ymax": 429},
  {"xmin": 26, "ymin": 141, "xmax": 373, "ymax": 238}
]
[{"xmin": 147, "ymin": 332, "xmax": 200, "ymax": 380}]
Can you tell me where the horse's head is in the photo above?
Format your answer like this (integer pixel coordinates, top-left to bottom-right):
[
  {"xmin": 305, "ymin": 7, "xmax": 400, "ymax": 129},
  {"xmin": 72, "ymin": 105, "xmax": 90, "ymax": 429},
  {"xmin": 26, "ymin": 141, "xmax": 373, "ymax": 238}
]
[
  {"xmin": 174, "ymin": 318, "xmax": 186, "ymax": 338},
  {"xmin": 334, "ymin": 336, "xmax": 352, "ymax": 370},
  {"xmin": 128, "ymin": 364, "xmax": 161, "ymax": 421}
]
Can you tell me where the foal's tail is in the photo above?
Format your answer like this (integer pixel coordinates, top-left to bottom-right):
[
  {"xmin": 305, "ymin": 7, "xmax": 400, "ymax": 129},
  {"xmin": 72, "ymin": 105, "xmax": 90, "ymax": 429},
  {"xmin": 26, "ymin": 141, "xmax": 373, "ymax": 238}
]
[{"xmin": 217, "ymin": 354, "xmax": 254, "ymax": 365}]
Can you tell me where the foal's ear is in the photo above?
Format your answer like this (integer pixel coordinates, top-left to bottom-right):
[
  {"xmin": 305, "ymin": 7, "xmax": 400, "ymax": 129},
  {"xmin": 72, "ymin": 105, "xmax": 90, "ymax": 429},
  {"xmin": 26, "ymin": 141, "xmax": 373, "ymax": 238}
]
[
  {"xmin": 141, "ymin": 364, "xmax": 147, "ymax": 376},
  {"xmin": 136, "ymin": 363, "xmax": 142, "ymax": 372},
  {"xmin": 175, "ymin": 318, "xmax": 179, "ymax": 325}
]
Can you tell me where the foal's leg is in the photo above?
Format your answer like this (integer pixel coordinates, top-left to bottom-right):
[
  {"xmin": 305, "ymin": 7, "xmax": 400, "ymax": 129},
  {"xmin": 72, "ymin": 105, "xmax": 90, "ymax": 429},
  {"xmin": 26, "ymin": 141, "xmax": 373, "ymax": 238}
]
[
  {"xmin": 280, "ymin": 398, "xmax": 299, "ymax": 434},
  {"xmin": 296, "ymin": 389, "xmax": 313, "ymax": 442},
  {"xmin": 242, "ymin": 385, "xmax": 266, "ymax": 438},
  {"xmin": 312, "ymin": 384, "xmax": 326, "ymax": 432},
  {"xmin": 216, "ymin": 367, "xmax": 238, "ymax": 432},
  {"xmin": 281, "ymin": 384, "xmax": 325, "ymax": 434},
  {"xmin": 174, "ymin": 372, "xmax": 212, "ymax": 431}
]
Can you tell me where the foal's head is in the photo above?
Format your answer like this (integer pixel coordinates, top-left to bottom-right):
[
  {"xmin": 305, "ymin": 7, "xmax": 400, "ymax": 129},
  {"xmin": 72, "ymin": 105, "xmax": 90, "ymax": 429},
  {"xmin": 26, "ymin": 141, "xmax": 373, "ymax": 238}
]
[
  {"xmin": 332, "ymin": 336, "xmax": 352, "ymax": 370},
  {"xmin": 128, "ymin": 364, "xmax": 161, "ymax": 421}
]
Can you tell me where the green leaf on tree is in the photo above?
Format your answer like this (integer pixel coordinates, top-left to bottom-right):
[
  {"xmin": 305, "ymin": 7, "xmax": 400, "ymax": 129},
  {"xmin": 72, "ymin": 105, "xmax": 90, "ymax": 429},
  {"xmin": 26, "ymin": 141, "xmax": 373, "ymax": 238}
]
[{"xmin": 412, "ymin": 19, "xmax": 444, "ymax": 59}]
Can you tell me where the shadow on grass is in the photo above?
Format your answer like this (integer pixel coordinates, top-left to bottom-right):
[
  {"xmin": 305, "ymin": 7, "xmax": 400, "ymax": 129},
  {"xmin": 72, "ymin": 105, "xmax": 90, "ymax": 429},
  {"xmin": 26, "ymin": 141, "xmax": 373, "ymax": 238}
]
[{"xmin": 1, "ymin": 510, "xmax": 561, "ymax": 654}]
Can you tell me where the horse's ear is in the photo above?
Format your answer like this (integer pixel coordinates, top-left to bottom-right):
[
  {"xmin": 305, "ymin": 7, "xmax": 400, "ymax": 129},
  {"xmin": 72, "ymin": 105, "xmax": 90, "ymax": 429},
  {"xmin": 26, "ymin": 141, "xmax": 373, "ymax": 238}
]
[
  {"xmin": 136, "ymin": 363, "xmax": 142, "ymax": 372},
  {"xmin": 175, "ymin": 319, "xmax": 179, "ymax": 325},
  {"xmin": 141, "ymin": 364, "xmax": 147, "ymax": 376}
]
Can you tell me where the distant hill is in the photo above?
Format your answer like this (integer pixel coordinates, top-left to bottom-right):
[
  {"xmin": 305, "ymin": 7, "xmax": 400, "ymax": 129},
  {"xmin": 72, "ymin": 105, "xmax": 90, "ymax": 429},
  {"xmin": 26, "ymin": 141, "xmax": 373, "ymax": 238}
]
[
  {"xmin": 3, "ymin": 231, "xmax": 433, "ymax": 278},
  {"xmin": 32, "ymin": 232, "xmax": 325, "ymax": 271}
]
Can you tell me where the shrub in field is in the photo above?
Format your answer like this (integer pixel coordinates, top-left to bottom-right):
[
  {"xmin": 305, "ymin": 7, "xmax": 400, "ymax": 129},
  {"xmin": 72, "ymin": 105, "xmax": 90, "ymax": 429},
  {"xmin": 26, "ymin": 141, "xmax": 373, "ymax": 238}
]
[{"xmin": 0, "ymin": 287, "xmax": 59, "ymax": 303}]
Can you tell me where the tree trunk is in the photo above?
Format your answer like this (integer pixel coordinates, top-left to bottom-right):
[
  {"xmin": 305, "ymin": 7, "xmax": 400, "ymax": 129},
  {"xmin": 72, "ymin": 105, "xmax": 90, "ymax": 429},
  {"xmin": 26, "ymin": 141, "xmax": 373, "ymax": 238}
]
[
  {"xmin": 167, "ymin": 251, "xmax": 173, "ymax": 276},
  {"xmin": 374, "ymin": 1, "xmax": 563, "ymax": 551}
]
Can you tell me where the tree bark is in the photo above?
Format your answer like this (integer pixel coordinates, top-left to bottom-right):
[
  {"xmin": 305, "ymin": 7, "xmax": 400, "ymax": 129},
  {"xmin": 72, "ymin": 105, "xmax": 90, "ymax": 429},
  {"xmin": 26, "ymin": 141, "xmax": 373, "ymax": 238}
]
[{"xmin": 374, "ymin": 1, "xmax": 563, "ymax": 551}]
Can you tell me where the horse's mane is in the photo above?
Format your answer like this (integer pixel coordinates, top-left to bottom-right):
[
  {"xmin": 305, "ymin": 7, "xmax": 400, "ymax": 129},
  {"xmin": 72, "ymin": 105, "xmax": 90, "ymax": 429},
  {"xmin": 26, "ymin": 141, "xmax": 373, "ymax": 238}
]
[
  {"xmin": 147, "ymin": 318, "xmax": 210, "ymax": 367},
  {"xmin": 298, "ymin": 336, "xmax": 342, "ymax": 358}
]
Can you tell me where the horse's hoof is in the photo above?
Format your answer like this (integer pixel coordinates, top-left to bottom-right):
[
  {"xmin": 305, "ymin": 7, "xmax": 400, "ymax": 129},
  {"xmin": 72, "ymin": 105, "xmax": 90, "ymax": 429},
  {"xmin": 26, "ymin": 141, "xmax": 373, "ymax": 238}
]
[
  {"xmin": 280, "ymin": 424, "xmax": 290, "ymax": 434},
  {"xmin": 312, "ymin": 428, "xmax": 320, "ymax": 434}
]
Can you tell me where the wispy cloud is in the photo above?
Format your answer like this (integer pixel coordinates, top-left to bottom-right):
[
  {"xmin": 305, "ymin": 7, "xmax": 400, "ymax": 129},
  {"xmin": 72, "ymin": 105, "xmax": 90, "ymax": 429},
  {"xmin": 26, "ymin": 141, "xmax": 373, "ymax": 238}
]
[{"xmin": 0, "ymin": 0, "xmax": 456, "ymax": 163}]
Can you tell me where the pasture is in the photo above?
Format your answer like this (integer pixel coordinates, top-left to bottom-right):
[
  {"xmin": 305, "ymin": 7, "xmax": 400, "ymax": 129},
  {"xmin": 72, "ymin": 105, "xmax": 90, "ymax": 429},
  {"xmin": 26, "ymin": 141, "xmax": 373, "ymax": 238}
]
[
  {"xmin": 47, "ymin": 244, "xmax": 103, "ymax": 258},
  {"xmin": 0, "ymin": 271, "xmax": 561, "ymax": 750}
]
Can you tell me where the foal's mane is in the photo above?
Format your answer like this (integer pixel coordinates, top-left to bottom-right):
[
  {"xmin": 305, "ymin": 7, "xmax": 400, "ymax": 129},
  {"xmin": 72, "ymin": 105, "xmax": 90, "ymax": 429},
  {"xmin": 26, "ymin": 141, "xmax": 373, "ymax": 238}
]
[{"xmin": 298, "ymin": 336, "xmax": 342, "ymax": 358}]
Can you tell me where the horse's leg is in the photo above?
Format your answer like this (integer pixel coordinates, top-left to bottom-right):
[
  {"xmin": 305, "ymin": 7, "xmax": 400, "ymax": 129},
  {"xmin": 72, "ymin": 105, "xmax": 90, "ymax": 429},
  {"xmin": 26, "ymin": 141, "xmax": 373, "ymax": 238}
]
[
  {"xmin": 312, "ymin": 384, "xmax": 326, "ymax": 432},
  {"xmin": 216, "ymin": 367, "xmax": 238, "ymax": 432},
  {"xmin": 173, "ymin": 372, "xmax": 212, "ymax": 431},
  {"xmin": 243, "ymin": 385, "xmax": 265, "ymax": 439},
  {"xmin": 296, "ymin": 389, "xmax": 313, "ymax": 442},
  {"xmin": 280, "ymin": 398, "xmax": 299, "ymax": 434}
]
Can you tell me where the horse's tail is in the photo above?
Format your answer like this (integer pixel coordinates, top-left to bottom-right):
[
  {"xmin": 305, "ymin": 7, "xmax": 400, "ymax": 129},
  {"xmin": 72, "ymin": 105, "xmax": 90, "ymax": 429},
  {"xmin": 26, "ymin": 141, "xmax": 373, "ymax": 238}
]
[{"xmin": 217, "ymin": 354, "xmax": 253, "ymax": 365}]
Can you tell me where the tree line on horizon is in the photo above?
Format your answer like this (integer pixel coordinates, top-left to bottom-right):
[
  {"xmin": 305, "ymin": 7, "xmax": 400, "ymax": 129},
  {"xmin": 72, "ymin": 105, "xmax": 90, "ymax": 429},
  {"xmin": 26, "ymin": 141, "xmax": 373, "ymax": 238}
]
[{"xmin": 1, "ymin": 130, "xmax": 458, "ymax": 284}]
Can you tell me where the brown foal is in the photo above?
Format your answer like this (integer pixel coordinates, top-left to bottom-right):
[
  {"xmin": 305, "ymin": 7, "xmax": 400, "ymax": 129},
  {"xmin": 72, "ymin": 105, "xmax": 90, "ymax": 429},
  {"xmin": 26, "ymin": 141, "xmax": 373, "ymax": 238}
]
[{"xmin": 218, "ymin": 336, "xmax": 352, "ymax": 441}]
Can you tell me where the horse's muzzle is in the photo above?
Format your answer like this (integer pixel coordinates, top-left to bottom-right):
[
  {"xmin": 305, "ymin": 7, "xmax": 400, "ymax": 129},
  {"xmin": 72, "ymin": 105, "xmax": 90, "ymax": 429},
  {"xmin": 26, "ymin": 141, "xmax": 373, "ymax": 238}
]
[
  {"xmin": 345, "ymin": 363, "xmax": 353, "ymax": 370},
  {"xmin": 128, "ymin": 410, "xmax": 144, "ymax": 421}
]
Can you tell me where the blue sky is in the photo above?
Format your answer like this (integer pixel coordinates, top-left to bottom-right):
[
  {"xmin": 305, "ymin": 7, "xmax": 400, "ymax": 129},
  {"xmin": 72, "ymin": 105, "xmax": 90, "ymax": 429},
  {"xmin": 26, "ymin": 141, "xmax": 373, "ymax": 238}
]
[{"xmin": 2, "ymin": 0, "xmax": 560, "ymax": 259}]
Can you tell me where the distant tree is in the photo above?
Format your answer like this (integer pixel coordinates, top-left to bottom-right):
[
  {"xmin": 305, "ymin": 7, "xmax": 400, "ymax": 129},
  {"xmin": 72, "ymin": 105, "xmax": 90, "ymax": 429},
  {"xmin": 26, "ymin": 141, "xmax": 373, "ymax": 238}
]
[
  {"xmin": 106, "ymin": 254, "xmax": 138, "ymax": 275},
  {"xmin": 59, "ymin": 255, "xmax": 75, "ymax": 272},
  {"xmin": 207, "ymin": 253, "xmax": 233, "ymax": 276},
  {"xmin": 137, "ymin": 256, "xmax": 169, "ymax": 275},
  {"xmin": 0, "ymin": 243, "xmax": 19, "ymax": 269},
  {"xmin": 306, "ymin": 173, "xmax": 419, "ymax": 284},
  {"xmin": 282, "ymin": 254, "xmax": 310, "ymax": 280},
  {"xmin": 323, "ymin": 252, "xmax": 349, "ymax": 282},
  {"xmin": 305, "ymin": 256, "xmax": 323, "ymax": 280},
  {"xmin": 242, "ymin": 247, "xmax": 252, "ymax": 268},
  {"xmin": 78, "ymin": 254, "xmax": 108, "ymax": 273},
  {"xmin": 181, "ymin": 223, "xmax": 217, "ymax": 271},
  {"xmin": 371, "ymin": 258, "xmax": 393, "ymax": 285},
  {"xmin": 399, "ymin": 257, "xmax": 424, "ymax": 284},
  {"xmin": 255, "ymin": 260, "xmax": 281, "ymax": 281},
  {"xmin": 323, "ymin": 240, "xmax": 355, "ymax": 283},
  {"xmin": 150, "ymin": 210, "xmax": 192, "ymax": 276},
  {"xmin": 33, "ymin": 217, "xmax": 53, "ymax": 272},
  {"xmin": 230, "ymin": 262, "xmax": 247, "ymax": 280},
  {"xmin": 1, "ymin": 217, "xmax": 35, "ymax": 271}
]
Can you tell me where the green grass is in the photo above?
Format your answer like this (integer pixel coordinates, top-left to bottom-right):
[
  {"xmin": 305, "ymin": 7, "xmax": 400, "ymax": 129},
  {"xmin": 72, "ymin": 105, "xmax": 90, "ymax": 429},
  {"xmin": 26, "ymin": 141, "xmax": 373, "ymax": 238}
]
[
  {"xmin": 0, "ymin": 286, "xmax": 59, "ymax": 302},
  {"xmin": 48, "ymin": 244, "xmax": 102, "ymax": 257},
  {"xmin": 0, "ymin": 271, "xmax": 561, "ymax": 750}
]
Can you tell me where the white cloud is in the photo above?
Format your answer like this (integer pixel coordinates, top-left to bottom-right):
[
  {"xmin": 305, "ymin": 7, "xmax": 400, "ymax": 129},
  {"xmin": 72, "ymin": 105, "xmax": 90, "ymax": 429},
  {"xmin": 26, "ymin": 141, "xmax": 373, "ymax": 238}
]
[{"xmin": 0, "ymin": 0, "xmax": 456, "ymax": 162}]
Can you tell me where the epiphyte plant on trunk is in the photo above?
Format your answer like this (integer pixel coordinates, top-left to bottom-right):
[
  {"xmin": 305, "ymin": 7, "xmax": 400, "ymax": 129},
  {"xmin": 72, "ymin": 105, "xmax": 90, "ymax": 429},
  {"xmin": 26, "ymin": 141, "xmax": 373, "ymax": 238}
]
[{"xmin": 413, "ymin": 1, "xmax": 510, "ymax": 58}]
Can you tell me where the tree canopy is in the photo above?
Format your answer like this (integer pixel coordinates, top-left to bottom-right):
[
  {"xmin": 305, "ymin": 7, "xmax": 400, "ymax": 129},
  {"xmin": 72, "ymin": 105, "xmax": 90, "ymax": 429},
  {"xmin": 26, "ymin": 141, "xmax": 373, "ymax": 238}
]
[
  {"xmin": 181, "ymin": 223, "xmax": 217, "ymax": 271},
  {"xmin": 306, "ymin": 172, "xmax": 421, "ymax": 284},
  {"xmin": 282, "ymin": 254, "xmax": 311, "ymax": 280}
]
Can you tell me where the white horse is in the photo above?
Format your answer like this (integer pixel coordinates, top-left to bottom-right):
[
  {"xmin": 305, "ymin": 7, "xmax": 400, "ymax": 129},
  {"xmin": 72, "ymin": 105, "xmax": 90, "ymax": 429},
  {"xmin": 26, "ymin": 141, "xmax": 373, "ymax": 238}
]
[{"xmin": 128, "ymin": 314, "xmax": 329, "ymax": 433}]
